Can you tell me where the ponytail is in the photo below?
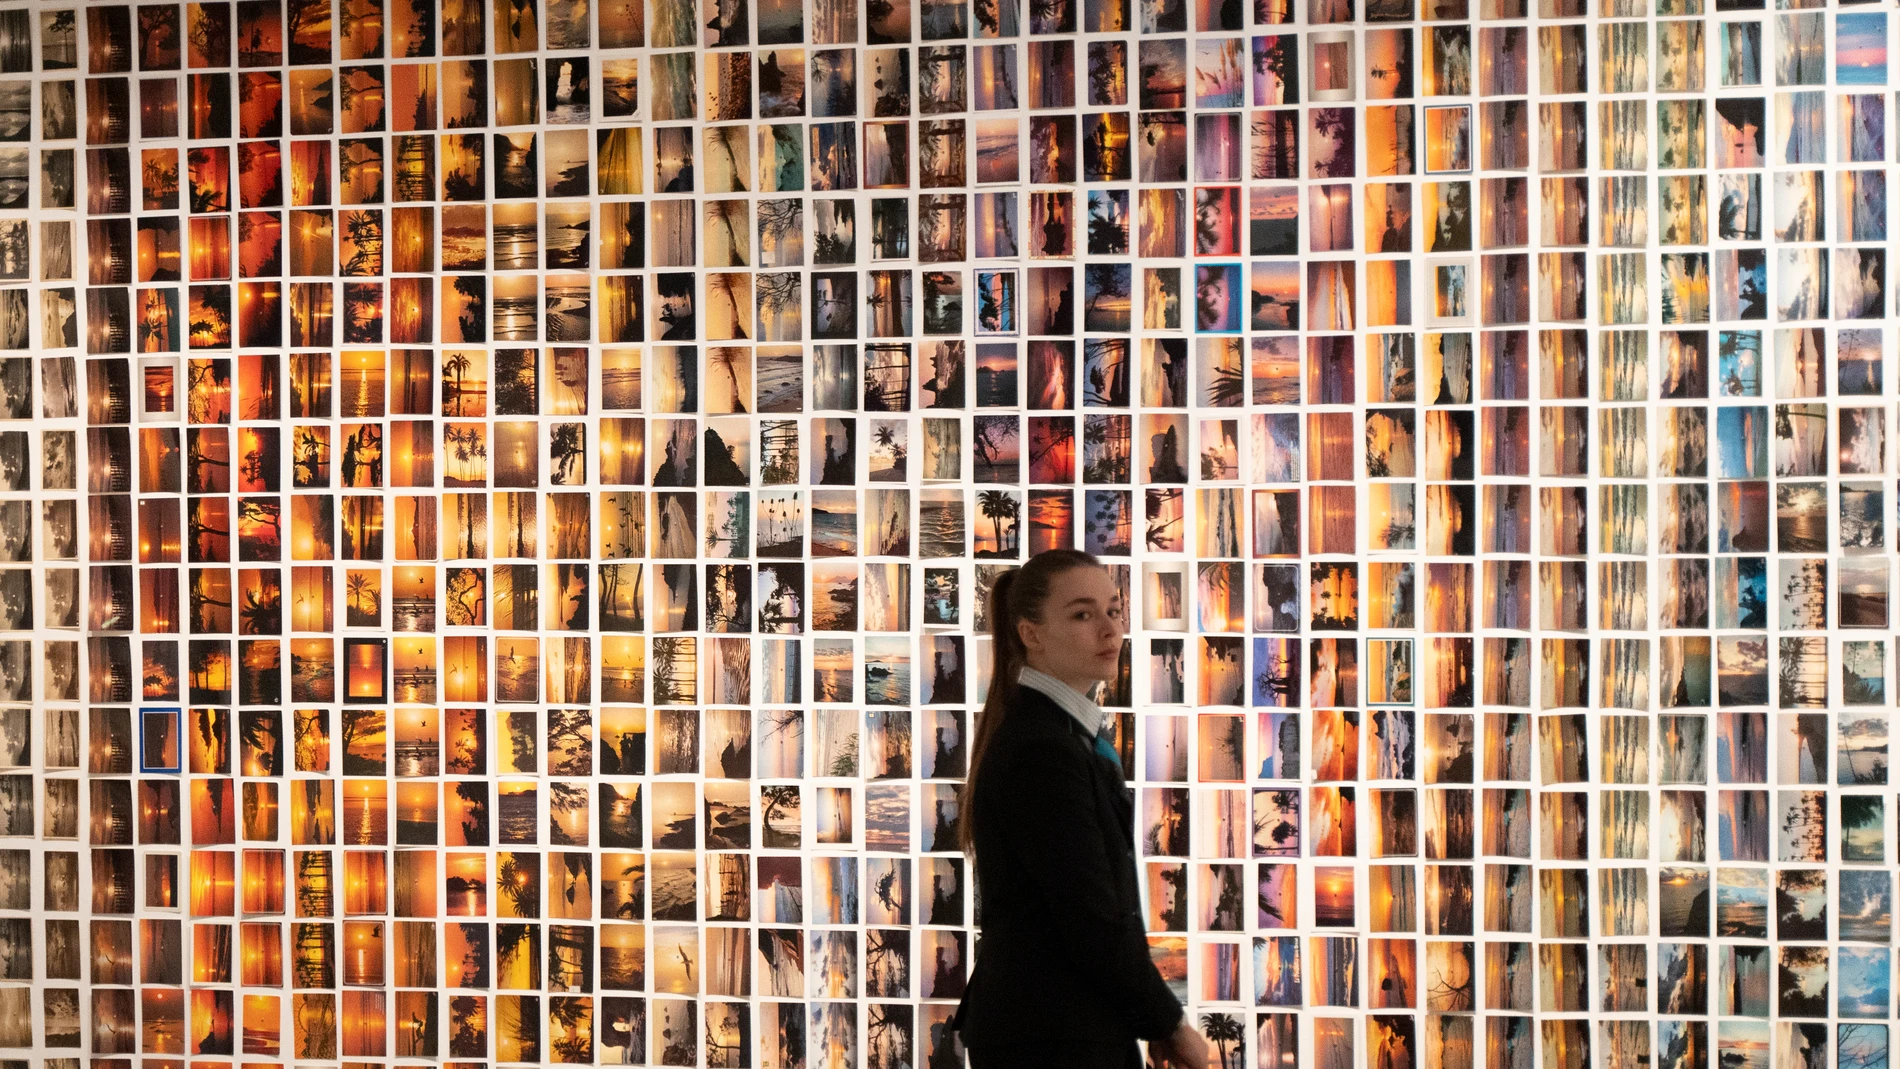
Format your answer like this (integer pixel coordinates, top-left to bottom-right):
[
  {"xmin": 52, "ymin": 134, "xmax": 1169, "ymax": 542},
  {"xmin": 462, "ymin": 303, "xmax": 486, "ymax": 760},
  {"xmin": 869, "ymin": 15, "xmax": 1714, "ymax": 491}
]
[{"xmin": 958, "ymin": 548, "xmax": 1103, "ymax": 857}]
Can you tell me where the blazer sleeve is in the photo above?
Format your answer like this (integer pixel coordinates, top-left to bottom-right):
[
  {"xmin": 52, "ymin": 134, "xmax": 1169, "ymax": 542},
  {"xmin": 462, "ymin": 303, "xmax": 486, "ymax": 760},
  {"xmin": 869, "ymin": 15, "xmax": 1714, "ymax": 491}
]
[{"xmin": 992, "ymin": 733, "xmax": 1186, "ymax": 1042}]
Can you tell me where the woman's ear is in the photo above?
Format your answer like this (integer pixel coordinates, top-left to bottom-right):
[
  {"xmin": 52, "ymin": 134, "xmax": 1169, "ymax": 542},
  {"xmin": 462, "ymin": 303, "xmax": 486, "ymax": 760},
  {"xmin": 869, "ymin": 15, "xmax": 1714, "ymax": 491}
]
[{"xmin": 1015, "ymin": 615, "xmax": 1041, "ymax": 657}]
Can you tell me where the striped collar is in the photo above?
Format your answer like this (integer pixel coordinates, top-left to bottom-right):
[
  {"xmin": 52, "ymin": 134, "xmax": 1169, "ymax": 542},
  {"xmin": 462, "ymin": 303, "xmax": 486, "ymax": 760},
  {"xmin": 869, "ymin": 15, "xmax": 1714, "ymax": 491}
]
[{"xmin": 1017, "ymin": 665, "xmax": 1108, "ymax": 738}]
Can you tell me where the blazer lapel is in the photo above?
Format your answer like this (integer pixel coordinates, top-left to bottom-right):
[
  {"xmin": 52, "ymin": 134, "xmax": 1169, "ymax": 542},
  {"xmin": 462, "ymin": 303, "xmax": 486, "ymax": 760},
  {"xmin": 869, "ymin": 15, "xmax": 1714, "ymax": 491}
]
[
  {"xmin": 1022, "ymin": 683, "xmax": 1138, "ymax": 842},
  {"xmin": 1104, "ymin": 766, "xmax": 1134, "ymax": 837}
]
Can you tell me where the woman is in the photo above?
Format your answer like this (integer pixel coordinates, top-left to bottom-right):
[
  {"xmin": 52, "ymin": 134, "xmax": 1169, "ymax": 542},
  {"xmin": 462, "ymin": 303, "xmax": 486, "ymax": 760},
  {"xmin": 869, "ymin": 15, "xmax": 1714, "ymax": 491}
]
[{"xmin": 951, "ymin": 549, "xmax": 1209, "ymax": 1069}]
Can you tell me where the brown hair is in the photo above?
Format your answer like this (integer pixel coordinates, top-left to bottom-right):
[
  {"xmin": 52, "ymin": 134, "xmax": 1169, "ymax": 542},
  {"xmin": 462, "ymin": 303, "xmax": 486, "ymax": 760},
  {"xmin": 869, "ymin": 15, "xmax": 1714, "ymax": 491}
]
[{"xmin": 958, "ymin": 548, "xmax": 1103, "ymax": 856}]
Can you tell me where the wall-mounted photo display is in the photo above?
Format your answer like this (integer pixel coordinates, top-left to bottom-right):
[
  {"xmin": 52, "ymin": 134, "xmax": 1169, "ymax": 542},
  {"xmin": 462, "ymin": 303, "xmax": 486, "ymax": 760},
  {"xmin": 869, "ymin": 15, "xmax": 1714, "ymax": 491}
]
[{"xmin": 0, "ymin": 0, "xmax": 1889, "ymax": 1061}]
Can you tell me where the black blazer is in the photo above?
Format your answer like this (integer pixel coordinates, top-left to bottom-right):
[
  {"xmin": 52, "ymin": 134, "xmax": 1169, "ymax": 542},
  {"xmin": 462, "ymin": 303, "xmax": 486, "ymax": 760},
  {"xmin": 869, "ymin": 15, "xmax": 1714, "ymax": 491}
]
[{"xmin": 951, "ymin": 682, "xmax": 1184, "ymax": 1051}]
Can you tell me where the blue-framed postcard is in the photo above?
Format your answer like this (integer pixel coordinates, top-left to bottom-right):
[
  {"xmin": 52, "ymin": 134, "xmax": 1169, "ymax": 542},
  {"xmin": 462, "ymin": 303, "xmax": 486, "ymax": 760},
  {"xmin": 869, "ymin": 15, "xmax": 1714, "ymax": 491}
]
[{"xmin": 139, "ymin": 706, "xmax": 182, "ymax": 774}]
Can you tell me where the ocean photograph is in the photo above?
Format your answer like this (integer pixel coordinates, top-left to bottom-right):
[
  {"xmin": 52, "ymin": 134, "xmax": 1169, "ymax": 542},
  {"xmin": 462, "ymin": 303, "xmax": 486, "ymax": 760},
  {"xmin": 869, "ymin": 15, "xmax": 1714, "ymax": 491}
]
[{"xmin": 496, "ymin": 783, "xmax": 538, "ymax": 845}]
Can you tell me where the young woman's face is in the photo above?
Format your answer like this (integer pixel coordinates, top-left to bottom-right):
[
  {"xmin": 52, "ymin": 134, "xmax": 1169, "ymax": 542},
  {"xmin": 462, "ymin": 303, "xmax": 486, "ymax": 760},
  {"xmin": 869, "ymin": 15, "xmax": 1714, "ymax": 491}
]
[{"xmin": 1019, "ymin": 566, "xmax": 1126, "ymax": 685}]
